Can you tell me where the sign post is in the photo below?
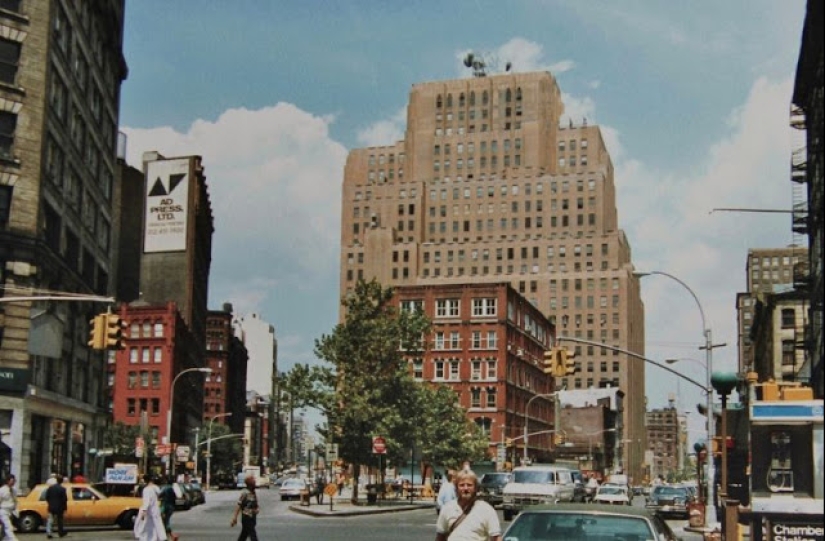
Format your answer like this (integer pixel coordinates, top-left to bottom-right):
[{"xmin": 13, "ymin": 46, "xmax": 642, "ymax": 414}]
[{"xmin": 372, "ymin": 436, "xmax": 387, "ymax": 487}]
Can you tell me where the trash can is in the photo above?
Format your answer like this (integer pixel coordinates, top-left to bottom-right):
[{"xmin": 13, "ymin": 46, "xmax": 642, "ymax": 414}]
[
  {"xmin": 688, "ymin": 501, "xmax": 705, "ymax": 528},
  {"xmin": 366, "ymin": 484, "xmax": 378, "ymax": 505}
]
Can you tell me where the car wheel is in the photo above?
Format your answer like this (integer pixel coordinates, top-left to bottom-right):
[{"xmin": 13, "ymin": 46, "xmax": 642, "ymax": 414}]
[
  {"xmin": 17, "ymin": 512, "xmax": 41, "ymax": 534},
  {"xmin": 503, "ymin": 509, "xmax": 514, "ymax": 521},
  {"xmin": 281, "ymin": 495, "xmax": 286, "ymax": 501},
  {"xmin": 119, "ymin": 510, "xmax": 138, "ymax": 529}
]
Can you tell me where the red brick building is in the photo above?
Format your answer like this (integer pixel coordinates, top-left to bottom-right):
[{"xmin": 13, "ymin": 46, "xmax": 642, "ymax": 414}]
[
  {"xmin": 108, "ymin": 301, "xmax": 203, "ymax": 447},
  {"xmin": 205, "ymin": 306, "xmax": 248, "ymax": 437},
  {"xmin": 393, "ymin": 282, "xmax": 557, "ymax": 463}
]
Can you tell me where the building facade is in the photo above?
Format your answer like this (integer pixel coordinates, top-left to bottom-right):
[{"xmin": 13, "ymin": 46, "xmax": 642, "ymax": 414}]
[
  {"xmin": 790, "ymin": 0, "xmax": 823, "ymax": 399},
  {"xmin": 393, "ymin": 282, "xmax": 556, "ymax": 464},
  {"xmin": 205, "ymin": 305, "xmax": 248, "ymax": 438},
  {"xmin": 750, "ymin": 289, "xmax": 810, "ymax": 383},
  {"xmin": 340, "ymin": 70, "xmax": 646, "ymax": 481},
  {"xmin": 232, "ymin": 312, "xmax": 278, "ymax": 470},
  {"xmin": 108, "ymin": 301, "xmax": 202, "ymax": 448},
  {"xmin": 645, "ymin": 403, "xmax": 680, "ymax": 481},
  {"xmin": 736, "ymin": 246, "xmax": 808, "ymax": 375},
  {"xmin": 0, "ymin": 0, "xmax": 127, "ymax": 487}
]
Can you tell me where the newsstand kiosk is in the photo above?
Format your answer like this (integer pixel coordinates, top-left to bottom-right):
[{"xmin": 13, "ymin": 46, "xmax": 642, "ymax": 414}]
[{"xmin": 745, "ymin": 381, "xmax": 823, "ymax": 541}]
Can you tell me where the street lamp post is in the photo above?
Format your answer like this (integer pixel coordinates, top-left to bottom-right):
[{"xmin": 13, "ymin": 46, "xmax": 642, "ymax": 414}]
[
  {"xmin": 636, "ymin": 270, "xmax": 725, "ymax": 528},
  {"xmin": 166, "ymin": 367, "xmax": 212, "ymax": 476},
  {"xmin": 206, "ymin": 412, "xmax": 233, "ymax": 491},
  {"xmin": 523, "ymin": 393, "xmax": 559, "ymax": 463}
]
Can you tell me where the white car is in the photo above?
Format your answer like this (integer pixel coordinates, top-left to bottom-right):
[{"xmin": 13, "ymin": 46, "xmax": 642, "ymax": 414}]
[
  {"xmin": 593, "ymin": 484, "xmax": 632, "ymax": 505},
  {"xmin": 279, "ymin": 478, "xmax": 311, "ymax": 501}
]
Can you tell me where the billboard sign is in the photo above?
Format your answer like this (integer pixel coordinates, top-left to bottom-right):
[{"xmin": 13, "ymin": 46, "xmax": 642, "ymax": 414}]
[
  {"xmin": 144, "ymin": 158, "xmax": 189, "ymax": 253},
  {"xmin": 105, "ymin": 464, "xmax": 138, "ymax": 484}
]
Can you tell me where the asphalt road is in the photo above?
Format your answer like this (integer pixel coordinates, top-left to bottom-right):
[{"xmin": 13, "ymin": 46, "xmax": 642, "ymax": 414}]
[{"xmin": 18, "ymin": 489, "xmax": 703, "ymax": 540}]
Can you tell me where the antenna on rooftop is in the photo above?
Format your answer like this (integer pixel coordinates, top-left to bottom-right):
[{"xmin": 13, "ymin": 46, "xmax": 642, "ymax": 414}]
[{"xmin": 463, "ymin": 52, "xmax": 512, "ymax": 77}]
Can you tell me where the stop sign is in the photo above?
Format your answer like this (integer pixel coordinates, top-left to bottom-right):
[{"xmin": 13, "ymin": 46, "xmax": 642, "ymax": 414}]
[{"xmin": 372, "ymin": 436, "xmax": 387, "ymax": 454}]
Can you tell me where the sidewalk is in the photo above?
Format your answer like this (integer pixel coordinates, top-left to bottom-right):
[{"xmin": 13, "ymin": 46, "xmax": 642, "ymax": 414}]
[{"xmin": 289, "ymin": 486, "xmax": 434, "ymax": 517}]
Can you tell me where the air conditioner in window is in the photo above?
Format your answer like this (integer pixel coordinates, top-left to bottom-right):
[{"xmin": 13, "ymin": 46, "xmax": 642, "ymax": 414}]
[{"xmin": 516, "ymin": 348, "xmax": 524, "ymax": 357}]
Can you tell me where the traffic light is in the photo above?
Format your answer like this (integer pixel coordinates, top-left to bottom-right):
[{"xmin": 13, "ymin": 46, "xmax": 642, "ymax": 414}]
[
  {"xmin": 543, "ymin": 348, "xmax": 558, "ymax": 375},
  {"xmin": 104, "ymin": 313, "xmax": 126, "ymax": 349},
  {"xmin": 560, "ymin": 348, "xmax": 578, "ymax": 375},
  {"xmin": 88, "ymin": 314, "xmax": 106, "ymax": 350},
  {"xmin": 553, "ymin": 433, "xmax": 566, "ymax": 445}
]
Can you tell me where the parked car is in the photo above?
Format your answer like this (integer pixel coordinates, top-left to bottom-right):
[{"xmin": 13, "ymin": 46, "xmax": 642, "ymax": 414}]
[
  {"xmin": 593, "ymin": 484, "xmax": 632, "ymax": 505},
  {"xmin": 183, "ymin": 482, "xmax": 205, "ymax": 505},
  {"xmin": 501, "ymin": 503, "xmax": 680, "ymax": 541},
  {"xmin": 479, "ymin": 472, "xmax": 511, "ymax": 506},
  {"xmin": 646, "ymin": 484, "xmax": 693, "ymax": 519},
  {"xmin": 16, "ymin": 483, "xmax": 142, "ymax": 533},
  {"xmin": 279, "ymin": 478, "xmax": 311, "ymax": 501}
]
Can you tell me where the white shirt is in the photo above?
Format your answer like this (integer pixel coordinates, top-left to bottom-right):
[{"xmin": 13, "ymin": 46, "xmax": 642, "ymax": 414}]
[
  {"xmin": 0, "ymin": 485, "xmax": 15, "ymax": 511},
  {"xmin": 436, "ymin": 498, "xmax": 501, "ymax": 541}
]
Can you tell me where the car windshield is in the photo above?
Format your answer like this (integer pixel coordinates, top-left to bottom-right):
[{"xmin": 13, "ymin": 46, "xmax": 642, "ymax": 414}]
[
  {"xmin": 652, "ymin": 486, "xmax": 687, "ymax": 498},
  {"xmin": 513, "ymin": 470, "xmax": 555, "ymax": 484},
  {"xmin": 505, "ymin": 512, "xmax": 654, "ymax": 541},
  {"xmin": 482, "ymin": 473, "xmax": 509, "ymax": 485},
  {"xmin": 599, "ymin": 486, "xmax": 626, "ymax": 495}
]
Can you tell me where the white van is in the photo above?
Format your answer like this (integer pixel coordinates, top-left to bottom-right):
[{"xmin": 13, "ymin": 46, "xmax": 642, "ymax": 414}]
[{"xmin": 501, "ymin": 465, "xmax": 576, "ymax": 520}]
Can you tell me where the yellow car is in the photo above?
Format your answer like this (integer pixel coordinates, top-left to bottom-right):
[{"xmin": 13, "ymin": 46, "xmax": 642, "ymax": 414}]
[{"xmin": 16, "ymin": 482, "xmax": 143, "ymax": 533}]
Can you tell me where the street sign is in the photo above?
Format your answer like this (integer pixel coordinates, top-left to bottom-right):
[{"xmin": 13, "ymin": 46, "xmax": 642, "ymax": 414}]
[
  {"xmin": 325, "ymin": 443, "xmax": 339, "ymax": 463},
  {"xmin": 156, "ymin": 444, "xmax": 172, "ymax": 456},
  {"xmin": 372, "ymin": 436, "xmax": 387, "ymax": 454},
  {"xmin": 135, "ymin": 437, "xmax": 145, "ymax": 458},
  {"xmin": 97, "ymin": 448, "xmax": 114, "ymax": 457},
  {"xmin": 176, "ymin": 445, "xmax": 191, "ymax": 462}
]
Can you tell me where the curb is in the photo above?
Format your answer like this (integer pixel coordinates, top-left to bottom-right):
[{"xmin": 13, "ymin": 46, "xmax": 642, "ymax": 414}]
[{"xmin": 289, "ymin": 503, "xmax": 432, "ymax": 517}]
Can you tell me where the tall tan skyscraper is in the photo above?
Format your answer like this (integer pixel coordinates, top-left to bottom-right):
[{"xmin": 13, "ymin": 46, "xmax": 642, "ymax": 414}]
[{"xmin": 340, "ymin": 70, "xmax": 646, "ymax": 481}]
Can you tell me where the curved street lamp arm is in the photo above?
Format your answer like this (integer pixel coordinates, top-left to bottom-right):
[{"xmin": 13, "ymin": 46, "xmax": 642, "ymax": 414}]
[{"xmin": 555, "ymin": 336, "xmax": 708, "ymax": 392}]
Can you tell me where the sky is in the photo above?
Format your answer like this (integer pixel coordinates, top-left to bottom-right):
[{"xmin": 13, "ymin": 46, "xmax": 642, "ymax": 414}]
[{"xmin": 119, "ymin": 1, "xmax": 809, "ymax": 441}]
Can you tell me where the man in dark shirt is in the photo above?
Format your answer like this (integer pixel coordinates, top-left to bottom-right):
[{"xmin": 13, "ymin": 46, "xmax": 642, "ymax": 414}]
[
  {"xmin": 45, "ymin": 474, "xmax": 68, "ymax": 538},
  {"xmin": 230, "ymin": 475, "xmax": 259, "ymax": 541}
]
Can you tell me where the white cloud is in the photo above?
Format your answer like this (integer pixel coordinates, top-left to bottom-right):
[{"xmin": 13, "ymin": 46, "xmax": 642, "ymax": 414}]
[
  {"xmin": 122, "ymin": 103, "xmax": 348, "ymax": 375},
  {"xmin": 616, "ymin": 75, "xmax": 796, "ymax": 414},
  {"xmin": 356, "ymin": 107, "xmax": 406, "ymax": 147}
]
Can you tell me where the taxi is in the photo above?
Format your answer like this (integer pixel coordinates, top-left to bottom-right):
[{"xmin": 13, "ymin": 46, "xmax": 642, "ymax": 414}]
[{"xmin": 16, "ymin": 482, "xmax": 143, "ymax": 533}]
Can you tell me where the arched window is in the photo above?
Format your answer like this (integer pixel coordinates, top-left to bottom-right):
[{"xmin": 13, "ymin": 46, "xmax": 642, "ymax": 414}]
[
  {"xmin": 516, "ymin": 87, "xmax": 523, "ymax": 101},
  {"xmin": 436, "ymin": 94, "xmax": 443, "ymax": 108},
  {"xmin": 446, "ymin": 94, "xmax": 453, "ymax": 108},
  {"xmin": 459, "ymin": 93, "xmax": 466, "ymax": 107},
  {"xmin": 469, "ymin": 92, "xmax": 476, "ymax": 106},
  {"xmin": 482, "ymin": 90, "xmax": 489, "ymax": 105},
  {"xmin": 505, "ymin": 88, "xmax": 512, "ymax": 102}
]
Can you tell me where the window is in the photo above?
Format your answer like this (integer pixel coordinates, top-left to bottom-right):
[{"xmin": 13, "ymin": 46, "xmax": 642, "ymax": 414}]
[
  {"xmin": 140, "ymin": 371, "xmax": 149, "ymax": 388},
  {"xmin": 127, "ymin": 399, "xmax": 136, "ymax": 416},
  {"xmin": 436, "ymin": 298, "xmax": 460, "ymax": 318},
  {"xmin": 449, "ymin": 360, "xmax": 460, "ymax": 381},
  {"xmin": 127, "ymin": 371, "xmax": 137, "ymax": 389},
  {"xmin": 486, "ymin": 331, "xmax": 497, "ymax": 349},
  {"xmin": 472, "ymin": 298, "xmax": 497, "ymax": 317},
  {"xmin": 0, "ymin": 185, "xmax": 11, "ymax": 228},
  {"xmin": 471, "ymin": 360, "xmax": 482, "ymax": 380},
  {"xmin": 0, "ymin": 111, "xmax": 17, "ymax": 158},
  {"xmin": 400, "ymin": 299, "xmax": 424, "ymax": 313},
  {"xmin": 153, "ymin": 347, "xmax": 162, "ymax": 363},
  {"xmin": 781, "ymin": 309, "xmax": 795, "ymax": 328},
  {"xmin": 471, "ymin": 388, "xmax": 481, "ymax": 408},
  {"xmin": 486, "ymin": 388, "xmax": 497, "ymax": 408},
  {"xmin": 0, "ymin": 38, "xmax": 21, "ymax": 85},
  {"xmin": 434, "ymin": 360, "xmax": 445, "ymax": 380},
  {"xmin": 152, "ymin": 371, "xmax": 161, "ymax": 389},
  {"xmin": 412, "ymin": 359, "xmax": 423, "ymax": 380}
]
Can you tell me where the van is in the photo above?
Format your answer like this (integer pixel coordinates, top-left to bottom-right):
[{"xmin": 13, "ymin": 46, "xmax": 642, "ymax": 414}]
[{"xmin": 501, "ymin": 465, "xmax": 576, "ymax": 520}]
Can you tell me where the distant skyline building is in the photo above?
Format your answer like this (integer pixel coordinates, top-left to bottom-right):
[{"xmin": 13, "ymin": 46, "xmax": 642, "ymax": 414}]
[
  {"xmin": 233, "ymin": 312, "xmax": 278, "ymax": 469},
  {"xmin": 736, "ymin": 246, "xmax": 808, "ymax": 375},
  {"xmin": 0, "ymin": 1, "xmax": 127, "ymax": 487},
  {"xmin": 339, "ymin": 70, "xmax": 646, "ymax": 482}
]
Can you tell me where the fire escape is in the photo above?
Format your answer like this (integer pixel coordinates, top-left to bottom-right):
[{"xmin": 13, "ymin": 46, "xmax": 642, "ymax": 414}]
[{"xmin": 789, "ymin": 104, "xmax": 811, "ymax": 380}]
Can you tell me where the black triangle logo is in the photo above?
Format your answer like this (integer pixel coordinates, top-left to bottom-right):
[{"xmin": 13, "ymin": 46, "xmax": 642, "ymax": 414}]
[
  {"xmin": 148, "ymin": 177, "xmax": 167, "ymax": 197},
  {"xmin": 168, "ymin": 173, "xmax": 186, "ymax": 194}
]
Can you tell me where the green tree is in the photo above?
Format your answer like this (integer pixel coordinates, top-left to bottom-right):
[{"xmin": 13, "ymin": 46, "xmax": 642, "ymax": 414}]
[
  {"xmin": 314, "ymin": 279, "xmax": 430, "ymax": 501},
  {"xmin": 199, "ymin": 421, "xmax": 243, "ymax": 479},
  {"xmin": 313, "ymin": 279, "xmax": 491, "ymax": 501},
  {"xmin": 103, "ymin": 421, "xmax": 142, "ymax": 464}
]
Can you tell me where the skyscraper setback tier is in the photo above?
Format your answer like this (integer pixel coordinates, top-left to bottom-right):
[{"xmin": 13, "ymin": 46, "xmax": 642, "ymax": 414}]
[{"xmin": 339, "ymin": 70, "xmax": 646, "ymax": 482}]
